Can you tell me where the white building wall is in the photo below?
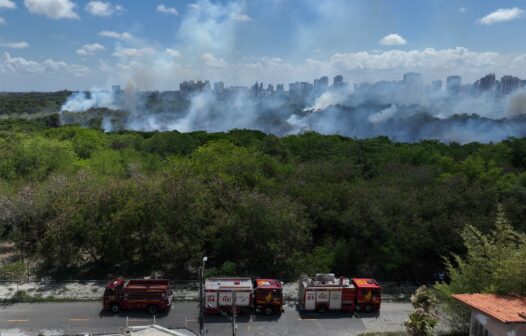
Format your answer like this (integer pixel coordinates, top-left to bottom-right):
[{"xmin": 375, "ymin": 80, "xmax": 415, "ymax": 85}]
[{"xmin": 470, "ymin": 311, "xmax": 525, "ymax": 336}]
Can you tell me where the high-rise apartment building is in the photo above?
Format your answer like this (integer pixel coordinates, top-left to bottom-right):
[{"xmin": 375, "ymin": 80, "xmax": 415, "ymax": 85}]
[
  {"xmin": 478, "ymin": 73, "xmax": 496, "ymax": 92},
  {"xmin": 446, "ymin": 75, "xmax": 462, "ymax": 94},
  {"xmin": 500, "ymin": 75, "xmax": 520, "ymax": 95}
]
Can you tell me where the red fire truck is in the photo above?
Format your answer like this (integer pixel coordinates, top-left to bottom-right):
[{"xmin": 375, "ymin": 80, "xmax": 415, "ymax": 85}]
[
  {"xmin": 103, "ymin": 278, "xmax": 173, "ymax": 314},
  {"xmin": 204, "ymin": 277, "xmax": 254, "ymax": 314},
  {"xmin": 298, "ymin": 274, "xmax": 356, "ymax": 313},
  {"xmin": 253, "ymin": 278, "xmax": 284, "ymax": 316},
  {"xmin": 298, "ymin": 274, "xmax": 381, "ymax": 313},
  {"xmin": 204, "ymin": 277, "xmax": 284, "ymax": 315}
]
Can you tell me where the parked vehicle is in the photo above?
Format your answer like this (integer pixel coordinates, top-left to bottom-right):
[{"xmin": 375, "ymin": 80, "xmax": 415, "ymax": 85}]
[
  {"xmin": 203, "ymin": 277, "xmax": 284, "ymax": 315},
  {"xmin": 298, "ymin": 273, "xmax": 356, "ymax": 313},
  {"xmin": 298, "ymin": 274, "xmax": 381, "ymax": 313},
  {"xmin": 103, "ymin": 278, "xmax": 173, "ymax": 314},
  {"xmin": 253, "ymin": 278, "xmax": 284, "ymax": 315},
  {"xmin": 204, "ymin": 277, "xmax": 253, "ymax": 314},
  {"xmin": 352, "ymin": 277, "xmax": 382, "ymax": 313}
]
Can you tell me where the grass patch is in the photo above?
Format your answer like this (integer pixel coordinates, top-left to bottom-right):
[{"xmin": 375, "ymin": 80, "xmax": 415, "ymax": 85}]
[{"xmin": 0, "ymin": 261, "xmax": 26, "ymax": 280}]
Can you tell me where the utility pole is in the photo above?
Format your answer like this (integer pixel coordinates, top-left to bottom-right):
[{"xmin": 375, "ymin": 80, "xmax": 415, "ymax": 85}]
[
  {"xmin": 199, "ymin": 266, "xmax": 203, "ymax": 335},
  {"xmin": 231, "ymin": 290, "xmax": 237, "ymax": 336},
  {"xmin": 199, "ymin": 256, "xmax": 207, "ymax": 336}
]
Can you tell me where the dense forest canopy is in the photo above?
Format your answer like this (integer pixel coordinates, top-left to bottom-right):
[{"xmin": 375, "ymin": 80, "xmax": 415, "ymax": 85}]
[
  {"xmin": 0, "ymin": 91, "xmax": 71, "ymax": 116},
  {"xmin": 1, "ymin": 117, "xmax": 526, "ymax": 281}
]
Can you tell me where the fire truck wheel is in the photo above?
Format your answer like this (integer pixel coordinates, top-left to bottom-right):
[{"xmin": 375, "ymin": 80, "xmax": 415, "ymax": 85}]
[
  {"xmin": 263, "ymin": 306, "xmax": 274, "ymax": 316},
  {"xmin": 317, "ymin": 305, "xmax": 328, "ymax": 314},
  {"xmin": 110, "ymin": 303, "xmax": 120, "ymax": 313},
  {"xmin": 364, "ymin": 304, "xmax": 373, "ymax": 313},
  {"xmin": 147, "ymin": 305, "xmax": 158, "ymax": 315}
]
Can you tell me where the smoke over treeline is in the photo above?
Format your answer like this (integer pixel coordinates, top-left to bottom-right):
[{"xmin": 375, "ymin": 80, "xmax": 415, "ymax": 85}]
[
  {"xmin": 53, "ymin": 0, "xmax": 526, "ymax": 144},
  {"xmin": 60, "ymin": 80, "xmax": 526, "ymax": 144}
]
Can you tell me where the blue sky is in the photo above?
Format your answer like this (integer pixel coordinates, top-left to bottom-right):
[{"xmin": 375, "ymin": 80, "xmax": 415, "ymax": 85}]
[{"xmin": 1, "ymin": 0, "xmax": 526, "ymax": 90}]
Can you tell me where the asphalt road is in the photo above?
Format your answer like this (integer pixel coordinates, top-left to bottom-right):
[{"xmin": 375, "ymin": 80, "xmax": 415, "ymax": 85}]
[{"xmin": 0, "ymin": 301, "xmax": 411, "ymax": 336}]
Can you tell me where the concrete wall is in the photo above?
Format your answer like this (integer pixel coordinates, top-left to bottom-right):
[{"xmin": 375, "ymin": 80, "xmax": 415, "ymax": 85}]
[{"xmin": 470, "ymin": 310, "xmax": 526, "ymax": 336}]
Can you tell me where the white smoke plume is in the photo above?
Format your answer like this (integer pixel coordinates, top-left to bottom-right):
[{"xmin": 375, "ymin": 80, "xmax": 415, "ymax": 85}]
[
  {"xmin": 368, "ymin": 105, "xmax": 397, "ymax": 124},
  {"xmin": 60, "ymin": 82, "xmax": 526, "ymax": 144},
  {"xmin": 506, "ymin": 89, "xmax": 526, "ymax": 117},
  {"xmin": 304, "ymin": 89, "xmax": 351, "ymax": 112},
  {"xmin": 58, "ymin": 0, "xmax": 526, "ymax": 144},
  {"xmin": 60, "ymin": 89, "xmax": 115, "ymax": 112}
]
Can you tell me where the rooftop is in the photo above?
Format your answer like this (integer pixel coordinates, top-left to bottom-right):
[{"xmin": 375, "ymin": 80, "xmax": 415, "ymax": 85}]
[
  {"xmin": 452, "ymin": 293, "xmax": 526, "ymax": 324},
  {"xmin": 204, "ymin": 277, "xmax": 253, "ymax": 291}
]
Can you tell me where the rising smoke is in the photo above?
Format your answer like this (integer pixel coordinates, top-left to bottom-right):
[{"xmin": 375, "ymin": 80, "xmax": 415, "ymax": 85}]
[
  {"xmin": 60, "ymin": 82, "xmax": 526, "ymax": 144},
  {"xmin": 58, "ymin": 0, "xmax": 526, "ymax": 144},
  {"xmin": 61, "ymin": 89, "xmax": 116, "ymax": 112}
]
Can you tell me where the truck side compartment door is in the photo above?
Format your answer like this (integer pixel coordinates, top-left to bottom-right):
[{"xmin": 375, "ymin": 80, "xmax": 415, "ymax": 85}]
[
  {"xmin": 329, "ymin": 290, "xmax": 342, "ymax": 310},
  {"xmin": 305, "ymin": 290, "xmax": 316, "ymax": 310},
  {"xmin": 316, "ymin": 290, "xmax": 329, "ymax": 305},
  {"xmin": 236, "ymin": 292, "xmax": 251, "ymax": 307},
  {"xmin": 218, "ymin": 292, "xmax": 232, "ymax": 307},
  {"xmin": 205, "ymin": 292, "xmax": 217, "ymax": 309}
]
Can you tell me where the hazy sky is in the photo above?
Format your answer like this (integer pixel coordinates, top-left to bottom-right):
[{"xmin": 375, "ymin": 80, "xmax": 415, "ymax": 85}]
[{"xmin": 1, "ymin": 0, "xmax": 526, "ymax": 90}]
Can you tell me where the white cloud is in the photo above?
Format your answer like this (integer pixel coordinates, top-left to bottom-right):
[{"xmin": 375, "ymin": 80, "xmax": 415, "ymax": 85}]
[
  {"xmin": 379, "ymin": 33, "xmax": 407, "ymax": 46},
  {"xmin": 24, "ymin": 0, "xmax": 79, "ymax": 20},
  {"xmin": 459, "ymin": 7, "xmax": 467, "ymax": 13},
  {"xmin": 76, "ymin": 43, "xmax": 105, "ymax": 56},
  {"xmin": 42, "ymin": 59, "xmax": 89, "ymax": 76},
  {"xmin": 201, "ymin": 52, "xmax": 227, "ymax": 68},
  {"xmin": 85, "ymin": 1, "xmax": 123, "ymax": 17},
  {"xmin": 187, "ymin": 3, "xmax": 200, "ymax": 11},
  {"xmin": 1, "ymin": 41, "xmax": 30, "ymax": 49},
  {"xmin": 0, "ymin": 17, "xmax": 5, "ymax": 25},
  {"xmin": 0, "ymin": 0, "xmax": 16, "ymax": 9},
  {"xmin": 329, "ymin": 48, "xmax": 500, "ymax": 72},
  {"xmin": 0, "ymin": 52, "xmax": 41, "ymax": 73},
  {"xmin": 157, "ymin": 4, "xmax": 178, "ymax": 15},
  {"xmin": 98, "ymin": 59, "xmax": 113, "ymax": 73},
  {"xmin": 231, "ymin": 13, "xmax": 252, "ymax": 21},
  {"xmin": 478, "ymin": 7, "xmax": 524, "ymax": 25},
  {"xmin": 165, "ymin": 48, "xmax": 181, "ymax": 58},
  {"xmin": 99, "ymin": 30, "xmax": 132, "ymax": 40},
  {"xmin": 178, "ymin": 0, "xmax": 245, "ymax": 57},
  {"xmin": 113, "ymin": 47, "xmax": 155, "ymax": 58},
  {"xmin": 0, "ymin": 52, "xmax": 89, "ymax": 76}
]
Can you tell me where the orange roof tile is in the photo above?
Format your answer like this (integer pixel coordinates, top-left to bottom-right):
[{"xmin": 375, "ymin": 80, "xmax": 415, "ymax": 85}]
[{"xmin": 452, "ymin": 294, "xmax": 526, "ymax": 324}]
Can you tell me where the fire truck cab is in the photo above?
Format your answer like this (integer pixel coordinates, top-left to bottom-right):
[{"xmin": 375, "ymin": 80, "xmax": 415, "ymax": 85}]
[
  {"xmin": 298, "ymin": 274, "xmax": 356, "ymax": 313},
  {"xmin": 352, "ymin": 278, "xmax": 382, "ymax": 313},
  {"xmin": 253, "ymin": 278, "xmax": 284, "ymax": 316},
  {"xmin": 103, "ymin": 278, "xmax": 173, "ymax": 315}
]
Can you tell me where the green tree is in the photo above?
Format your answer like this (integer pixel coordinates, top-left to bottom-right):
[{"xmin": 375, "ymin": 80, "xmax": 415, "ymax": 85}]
[
  {"xmin": 437, "ymin": 205, "xmax": 526, "ymax": 295},
  {"xmin": 435, "ymin": 205, "xmax": 526, "ymax": 333},
  {"xmin": 404, "ymin": 286, "xmax": 438, "ymax": 336}
]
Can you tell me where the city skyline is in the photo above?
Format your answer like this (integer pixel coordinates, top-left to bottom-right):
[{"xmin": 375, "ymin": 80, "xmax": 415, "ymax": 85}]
[
  {"xmin": 108, "ymin": 71, "xmax": 526, "ymax": 98},
  {"xmin": 2, "ymin": 1, "xmax": 526, "ymax": 90}
]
